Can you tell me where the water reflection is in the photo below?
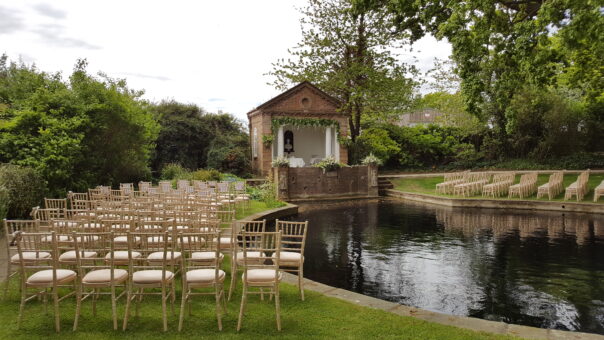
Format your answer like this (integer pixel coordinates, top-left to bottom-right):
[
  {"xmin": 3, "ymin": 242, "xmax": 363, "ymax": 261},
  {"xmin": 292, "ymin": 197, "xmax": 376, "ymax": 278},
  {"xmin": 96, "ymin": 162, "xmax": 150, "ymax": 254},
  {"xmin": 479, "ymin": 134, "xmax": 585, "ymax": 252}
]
[{"xmin": 293, "ymin": 199, "xmax": 604, "ymax": 334}]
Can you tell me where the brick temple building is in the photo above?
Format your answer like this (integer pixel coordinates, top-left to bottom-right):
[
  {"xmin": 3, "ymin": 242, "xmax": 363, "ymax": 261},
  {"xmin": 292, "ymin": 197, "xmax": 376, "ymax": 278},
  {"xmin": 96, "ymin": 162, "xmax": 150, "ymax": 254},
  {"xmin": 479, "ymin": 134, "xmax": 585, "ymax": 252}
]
[{"xmin": 247, "ymin": 82, "xmax": 349, "ymax": 176}]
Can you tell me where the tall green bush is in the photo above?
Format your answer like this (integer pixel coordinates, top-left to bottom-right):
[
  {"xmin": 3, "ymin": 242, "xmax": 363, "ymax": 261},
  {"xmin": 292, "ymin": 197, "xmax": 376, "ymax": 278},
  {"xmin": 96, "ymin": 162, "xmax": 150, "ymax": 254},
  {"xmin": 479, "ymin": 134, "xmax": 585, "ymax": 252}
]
[
  {"xmin": 0, "ymin": 186, "xmax": 9, "ymax": 222},
  {"xmin": 0, "ymin": 164, "xmax": 46, "ymax": 218}
]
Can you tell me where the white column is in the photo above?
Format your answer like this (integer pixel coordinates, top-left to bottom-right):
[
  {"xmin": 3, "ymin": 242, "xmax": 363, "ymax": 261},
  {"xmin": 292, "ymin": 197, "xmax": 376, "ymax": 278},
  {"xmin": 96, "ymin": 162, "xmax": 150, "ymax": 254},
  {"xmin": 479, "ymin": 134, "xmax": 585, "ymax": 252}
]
[
  {"xmin": 277, "ymin": 125, "xmax": 284, "ymax": 158},
  {"xmin": 325, "ymin": 127, "xmax": 332, "ymax": 158},
  {"xmin": 334, "ymin": 134, "xmax": 340, "ymax": 162}
]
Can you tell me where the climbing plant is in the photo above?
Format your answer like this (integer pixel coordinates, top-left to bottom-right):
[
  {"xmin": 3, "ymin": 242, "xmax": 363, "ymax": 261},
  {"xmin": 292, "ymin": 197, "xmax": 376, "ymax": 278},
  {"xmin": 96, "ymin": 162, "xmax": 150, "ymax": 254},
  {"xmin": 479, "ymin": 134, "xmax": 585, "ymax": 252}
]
[{"xmin": 270, "ymin": 117, "xmax": 350, "ymax": 145}]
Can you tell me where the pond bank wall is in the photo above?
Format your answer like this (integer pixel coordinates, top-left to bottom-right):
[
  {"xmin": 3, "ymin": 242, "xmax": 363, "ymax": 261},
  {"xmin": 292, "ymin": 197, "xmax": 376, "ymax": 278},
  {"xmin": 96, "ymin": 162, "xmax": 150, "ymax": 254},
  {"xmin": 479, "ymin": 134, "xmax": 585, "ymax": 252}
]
[{"xmin": 386, "ymin": 189, "xmax": 604, "ymax": 214}]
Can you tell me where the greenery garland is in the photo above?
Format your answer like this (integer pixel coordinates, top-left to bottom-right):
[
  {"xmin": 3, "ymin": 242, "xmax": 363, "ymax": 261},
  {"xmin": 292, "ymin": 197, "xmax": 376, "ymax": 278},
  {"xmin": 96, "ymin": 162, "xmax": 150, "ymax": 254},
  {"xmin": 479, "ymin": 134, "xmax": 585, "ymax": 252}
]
[{"xmin": 270, "ymin": 117, "xmax": 350, "ymax": 145}]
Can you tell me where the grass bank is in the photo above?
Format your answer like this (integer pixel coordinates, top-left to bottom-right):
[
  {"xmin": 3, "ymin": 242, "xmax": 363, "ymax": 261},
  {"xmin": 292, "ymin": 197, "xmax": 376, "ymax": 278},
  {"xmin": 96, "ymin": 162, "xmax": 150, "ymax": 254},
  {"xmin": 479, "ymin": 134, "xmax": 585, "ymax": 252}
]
[{"xmin": 391, "ymin": 174, "xmax": 604, "ymax": 204}]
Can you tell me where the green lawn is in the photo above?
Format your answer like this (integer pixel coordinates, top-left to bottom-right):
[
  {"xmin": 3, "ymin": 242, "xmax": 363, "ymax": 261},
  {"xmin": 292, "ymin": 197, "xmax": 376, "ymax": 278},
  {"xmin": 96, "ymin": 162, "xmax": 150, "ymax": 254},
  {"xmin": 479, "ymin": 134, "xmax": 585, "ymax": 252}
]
[
  {"xmin": 0, "ymin": 200, "xmax": 519, "ymax": 340},
  {"xmin": 391, "ymin": 174, "xmax": 604, "ymax": 203}
]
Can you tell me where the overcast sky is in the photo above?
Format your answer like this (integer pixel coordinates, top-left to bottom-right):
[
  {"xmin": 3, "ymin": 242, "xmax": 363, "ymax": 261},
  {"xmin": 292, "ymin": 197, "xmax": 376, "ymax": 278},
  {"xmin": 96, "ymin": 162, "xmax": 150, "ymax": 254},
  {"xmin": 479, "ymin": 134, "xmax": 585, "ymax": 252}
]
[{"xmin": 0, "ymin": 0, "xmax": 451, "ymax": 121}]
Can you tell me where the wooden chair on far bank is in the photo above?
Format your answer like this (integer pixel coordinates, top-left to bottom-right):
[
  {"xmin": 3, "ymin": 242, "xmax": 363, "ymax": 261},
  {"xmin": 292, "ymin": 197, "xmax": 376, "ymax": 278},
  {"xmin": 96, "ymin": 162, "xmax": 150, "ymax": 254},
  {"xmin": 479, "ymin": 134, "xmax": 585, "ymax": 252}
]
[
  {"xmin": 276, "ymin": 220, "xmax": 308, "ymax": 301},
  {"xmin": 508, "ymin": 173, "xmax": 538, "ymax": 199},
  {"xmin": 594, "ymin": 180, "xmax": 604, "ymax": 202},
  {"xmin": 537, "ymin": 172, "xmax": 564, "ymax": 200},
  {"xmin": 565, "ymin": 170, "xmax": 590, "ymax": 201}
]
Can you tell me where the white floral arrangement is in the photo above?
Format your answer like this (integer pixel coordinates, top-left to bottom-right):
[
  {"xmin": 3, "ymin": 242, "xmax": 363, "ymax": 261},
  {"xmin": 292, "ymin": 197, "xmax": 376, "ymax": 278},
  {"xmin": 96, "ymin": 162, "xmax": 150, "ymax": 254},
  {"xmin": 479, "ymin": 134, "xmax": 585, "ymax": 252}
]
[
  {"xmin": 361, "ymin": 153, "xmax": 383, "ymax": 166},
  {"xmin": 271, "ymin": 156, "xmax": 290, "ymax": 167}
]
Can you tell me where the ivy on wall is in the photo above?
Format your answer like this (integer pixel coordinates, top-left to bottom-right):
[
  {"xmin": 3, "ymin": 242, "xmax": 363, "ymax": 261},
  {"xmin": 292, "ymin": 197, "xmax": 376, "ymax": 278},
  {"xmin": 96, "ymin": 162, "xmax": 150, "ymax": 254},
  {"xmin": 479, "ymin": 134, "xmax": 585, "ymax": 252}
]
[{"xmin": 270, "ymin": 117, "xmax": 350, "ymax": 146}]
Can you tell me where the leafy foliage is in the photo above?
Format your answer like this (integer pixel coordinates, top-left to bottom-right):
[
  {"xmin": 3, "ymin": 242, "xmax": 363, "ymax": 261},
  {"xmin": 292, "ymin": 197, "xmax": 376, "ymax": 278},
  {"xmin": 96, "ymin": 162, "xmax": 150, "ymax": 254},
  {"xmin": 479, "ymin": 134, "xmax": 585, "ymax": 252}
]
[
  {"xmin": 0, "ymin": 185, "xmax": 9, "ymax": 222},
  {"xmin": 271, "ymin": 157, "xmax": 290, "ymax": 168},
  {"xmin": 361, "ymin": 153, "xmax": 383, "ymax": 166},
  {"xmin": 313, "ymin": 156, "xmax": 344, "ymax": 172},
  {"xmin": 269, "ymin": 0, "xmax": 418, "ymax": 140},
  {"xmin": 151, "ymin": 101, "xmax": 250, "ymax": 175},
  {"xmin": 0, "ymin": 164, "xmax": 46, "ymax": 219},
  {"xmin": 0, "ymin": 57, "xmax": 158, "ymax": 196}
]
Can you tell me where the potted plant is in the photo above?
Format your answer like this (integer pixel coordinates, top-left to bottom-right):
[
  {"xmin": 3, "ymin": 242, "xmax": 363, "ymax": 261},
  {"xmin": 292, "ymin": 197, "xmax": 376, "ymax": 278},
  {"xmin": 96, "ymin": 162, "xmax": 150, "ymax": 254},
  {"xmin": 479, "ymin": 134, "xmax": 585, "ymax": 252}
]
[
  {"xmin": 271, "ymin": 156, "xmax": 290, "ymax": 168},
  {"xmin": 262, "ymin": 134, "xmax": 274, "ymax": 148},
  {"xmin": 361, "ymin": 153, "xmax": 383, "ymax": 167},
  {"xmin": 313, "ymin": 156, "xmax": 343, "ymax": 174}
]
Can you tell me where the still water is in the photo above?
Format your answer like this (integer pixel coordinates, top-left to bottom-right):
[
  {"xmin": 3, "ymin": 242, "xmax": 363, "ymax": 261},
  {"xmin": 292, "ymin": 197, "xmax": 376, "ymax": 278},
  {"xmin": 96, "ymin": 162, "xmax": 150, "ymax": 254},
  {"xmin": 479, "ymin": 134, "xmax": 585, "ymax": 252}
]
[{"xmin": 291, "ymin": 199, "xmax": 604, "ymax": 334}]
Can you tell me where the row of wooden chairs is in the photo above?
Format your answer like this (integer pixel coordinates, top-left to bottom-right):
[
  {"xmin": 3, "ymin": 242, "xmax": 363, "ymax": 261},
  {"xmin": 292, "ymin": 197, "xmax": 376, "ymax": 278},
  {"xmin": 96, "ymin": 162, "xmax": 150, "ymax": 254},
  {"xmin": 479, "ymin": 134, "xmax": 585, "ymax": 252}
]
[
  {"xmin": 594, "ymin": 180, "xmax": 604, "ymax": 202},
  {"xmin": 508, "ymin": 173, "xmax": 538, "ymax": 199},
  {"xmin": 536, "ymin": 171, "xmax": 564, "ymax": 200},
  {"xmin": 453, "ymin": 172, "xmax": 492, "ymax": 197},
  {"xmin": 435, "ymin": 171, "xmax": 469, "ymax": 194},
  {"xmin": 564, "ymin": 170, "xmax": 590, "ymax": 201},
  {"xmin": 482, "ymin": 173, "xmax": 515, "ymax": 198},
  {"xmin": 5, "ymin": 218, "xmax": 308, "ymax": 332}
]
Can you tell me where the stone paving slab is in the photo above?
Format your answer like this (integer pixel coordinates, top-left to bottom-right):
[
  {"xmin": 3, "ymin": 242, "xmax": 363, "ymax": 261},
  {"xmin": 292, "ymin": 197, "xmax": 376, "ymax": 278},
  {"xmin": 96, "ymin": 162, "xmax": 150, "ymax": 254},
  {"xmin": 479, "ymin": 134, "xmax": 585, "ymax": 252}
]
[{"xmin": 282, "ymin": 273, "xmax": 604, "ymax": 340}]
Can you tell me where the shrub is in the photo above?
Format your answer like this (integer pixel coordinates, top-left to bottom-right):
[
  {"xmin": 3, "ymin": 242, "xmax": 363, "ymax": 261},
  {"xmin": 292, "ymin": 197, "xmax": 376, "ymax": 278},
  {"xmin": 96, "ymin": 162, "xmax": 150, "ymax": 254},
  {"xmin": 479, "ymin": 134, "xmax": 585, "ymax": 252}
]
[
  {"xmin": 0, "ymin": 164, "xmax": 46, "ymax": 219},
  {"xmin": 190, "ymin": 169, "xmax": 222, "ymax": 182},
  {"xmin": 0, "ymin": 186, "xmax": 9, "ymax": 222},
  {"xmin": 160, "ymin": 163, "xmax": 189, "ymax": 180}
]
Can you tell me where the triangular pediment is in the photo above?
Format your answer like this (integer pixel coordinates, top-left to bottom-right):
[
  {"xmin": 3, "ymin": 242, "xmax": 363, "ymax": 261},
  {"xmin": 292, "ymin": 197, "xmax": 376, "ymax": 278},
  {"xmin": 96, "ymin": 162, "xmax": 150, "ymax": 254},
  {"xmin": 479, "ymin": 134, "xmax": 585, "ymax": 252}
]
[{"xmin": 249, "ymin": 82, "xmax": 343, "ymax": 116}]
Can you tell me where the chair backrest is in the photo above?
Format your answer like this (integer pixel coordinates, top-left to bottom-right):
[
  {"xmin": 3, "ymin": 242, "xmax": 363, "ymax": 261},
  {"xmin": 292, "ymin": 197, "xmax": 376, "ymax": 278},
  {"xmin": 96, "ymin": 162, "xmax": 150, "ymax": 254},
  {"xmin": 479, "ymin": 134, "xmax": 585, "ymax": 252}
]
[
  {"xmin": 216, "ymin": 182, "xmax": 230, "ymax": 193},
  {"xmin": 14, "ymin": 231, "xmax": 56, "ymax": 277},
  {"xmin": 239, "ymin": 231, "xmax": 281, "ymax": 272},
  {"xmin": 4, "ymin": 219, "xmax": 41, "ymax": 256},
  {"xmin": 235, "ymin": 220, "xmax": 266, "ymax": 233},
  {"xmin": 276, "ymin": 220, "xmax": 308, "ymax": 255},
  {"xmin": 35, "ymin": 208, "xmax": 64, "ymax": 222},
  {"xmin": 234, "ymin": 181, "xmax": 245, "ymax": 192},
  {"xmin": 120, "ymin": 183, "xmax": 134, "ymax": 195},
  {"xmin": 177, "ymin": 180, "xmax": 190, "ymax": 189},
  {"xmin": 179, "ymin": 231, "xmax": 221, "ymax": 270},
  {"xmin": 127, "ymin": 231, "xmax": 173, "ymax": 278},
  {"xmin": 216, "ymin": 210, "xmax": 235, "ymax": 223},
  {"xmin": 72, "ymin": 231, "xmax": 113, "ymax": 274},
  {"xmin": 159, "ymin": 181, "xmax": 172, "ymax": 193},
  {"xmin": 45, "ymin": 198, "xmax": 67, "ymax": 210},
  {"xmin": 193, "ymin": 181, "xmax": 208, "ymax": 190},
  {"xmin": 138, "ymin": 181, "xmax": 151, "ymax": 192}
]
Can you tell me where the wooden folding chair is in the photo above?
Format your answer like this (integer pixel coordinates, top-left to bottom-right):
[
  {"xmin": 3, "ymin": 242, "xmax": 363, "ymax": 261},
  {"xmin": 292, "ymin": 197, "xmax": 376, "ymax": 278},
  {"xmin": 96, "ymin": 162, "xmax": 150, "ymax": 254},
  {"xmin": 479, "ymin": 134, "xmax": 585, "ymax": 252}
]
[
  {"xmin": 178, "ymin": 231, "xmax": 226, "ymax": 331},
  {"xmin": 228, "ymin": 220, "xmax": 266, "ymax": 301},
  {"xmin": 237, "ymin": 231, "xmax": 282, "ymax": 331},
  {"xmin": 14, "ymin": 231, "xmax": 77, "ymax": 332},
  {"xmin": 276, "ymin": 220, "xmax": 309, "ymax": 300}
]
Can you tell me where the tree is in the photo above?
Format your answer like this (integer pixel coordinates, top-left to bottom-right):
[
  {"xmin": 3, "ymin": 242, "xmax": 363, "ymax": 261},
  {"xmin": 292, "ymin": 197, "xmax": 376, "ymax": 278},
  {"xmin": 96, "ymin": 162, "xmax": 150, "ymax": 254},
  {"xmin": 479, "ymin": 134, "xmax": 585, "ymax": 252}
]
[
  {"xmin": 0, "ymin": 56, "xmax": 159, "ymax": 196},
  {"xmin": 268, "ymin": 0, "xmax": 418, "ymax": 141},
  {"xmin": 151, "ymin": 101, "xmax": 251, "ymax": 176},
  {"xmin": 357, "ymin": 0, "xmax": 604, "ymax": 155}
]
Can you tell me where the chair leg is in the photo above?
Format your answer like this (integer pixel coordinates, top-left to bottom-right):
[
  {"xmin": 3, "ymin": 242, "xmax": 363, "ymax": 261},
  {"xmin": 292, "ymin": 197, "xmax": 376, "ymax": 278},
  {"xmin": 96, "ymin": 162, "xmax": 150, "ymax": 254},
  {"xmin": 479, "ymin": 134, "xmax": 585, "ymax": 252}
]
[
  {"xmin": 73, "ymin": 284, "xmax": 82, "ymax": 331},
  {"xmin": 17, "ymin": 285, "xmax": 26, "ymax": 329},
  {"xmin": 215, "ymin": 287, "xmax": 223, "ymax": 331},
  {"xmin": 275, "ymin": 285, "xmax": 281, "ymax": 331},
  {"xmin": 111, "ymin": 286, "xmax": 118, "ymax": 331},
  {"xmin": 3, "ymin": 264, "xmax": 11, "ymax": 300},
  {"xmin": 237, "ymin": 285, "xmax": 247, "ymax": 331},
  {"xmin": 53, "ymin": 287, "xmax": 60, "ymax": 332},
  {"xmin": 178, "ymin": 287, "xmax": 187, "ymax": 332},
  {"xmin": 122, "ymin": 287, "xmax": 132, "ymax": 331},
  {"xmin": 161, "ymin": 285, "xmax": 168, "ymax": 332},
  {"xmin": 298, "ymin": 267, "xmax": 305, "ymax": 301},
  {"xmin": 228, "ymin": 260, "xmax": 237, "ymax": 301}
]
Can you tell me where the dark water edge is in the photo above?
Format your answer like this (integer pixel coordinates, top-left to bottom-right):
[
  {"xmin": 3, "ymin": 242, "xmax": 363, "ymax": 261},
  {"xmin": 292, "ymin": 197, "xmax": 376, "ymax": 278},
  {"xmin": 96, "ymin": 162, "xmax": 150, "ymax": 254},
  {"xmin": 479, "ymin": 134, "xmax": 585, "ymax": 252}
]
[{"xmin": 286, "ymin": 198, "xmax": 604, "ymax": 334}]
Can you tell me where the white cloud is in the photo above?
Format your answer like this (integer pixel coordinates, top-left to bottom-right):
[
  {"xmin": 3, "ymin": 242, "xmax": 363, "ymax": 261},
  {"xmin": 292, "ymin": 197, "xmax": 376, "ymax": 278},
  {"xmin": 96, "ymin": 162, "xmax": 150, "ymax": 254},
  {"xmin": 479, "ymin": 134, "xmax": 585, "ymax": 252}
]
[{"xmin": 0, "ymin": 0, "xmax": 452, "ymax": 120}]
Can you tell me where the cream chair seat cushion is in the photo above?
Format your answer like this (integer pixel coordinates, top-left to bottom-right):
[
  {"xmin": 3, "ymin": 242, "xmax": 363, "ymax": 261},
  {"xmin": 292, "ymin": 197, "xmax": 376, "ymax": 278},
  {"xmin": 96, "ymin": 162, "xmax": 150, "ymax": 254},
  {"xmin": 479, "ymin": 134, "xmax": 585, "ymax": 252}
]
[
  {"xmin": 11, "ymin": 251, "xmax": 51, "ymax": 264},
  {"xmin": 114, "ymin": 236, "xmax": 140, "ymax": 243},
  {"xmin": 27, "ymin": 269, "xmax": 76, "ymax": 285},
  {"xmin": 185, "ymin": 269, "xmax": 226, "ymax": 284},
  {"xmin": 236, "ymin": 251, "xmax": 265, "ymax": 264},
  {"xmin": 243, "ymin": 269, "xmax": 282, "ymax": 283},
  {"xmin": 83, "ymin": 269, "xmax": 128, "ymax": 284},
  {"xmin": 147, "ymin": 251, "xmax": 182, "ymax": 262},
  {"xmin": 106, "ymin": 251, "xmax": 141, "ymax": 264},
  {"xmin": 132, "ymin": 270, "xmax": 174, "ymax": 284},
  {"xmin": 191, "ymin": 251, "xmax": 224, "ymax": 262},
  {"xmin": 59, "ymin": 250, "xmax": 98, "ymax": 262},
  {"xmin": 278, "ymin": 251, "xmax": 303, "ymax": 265}
]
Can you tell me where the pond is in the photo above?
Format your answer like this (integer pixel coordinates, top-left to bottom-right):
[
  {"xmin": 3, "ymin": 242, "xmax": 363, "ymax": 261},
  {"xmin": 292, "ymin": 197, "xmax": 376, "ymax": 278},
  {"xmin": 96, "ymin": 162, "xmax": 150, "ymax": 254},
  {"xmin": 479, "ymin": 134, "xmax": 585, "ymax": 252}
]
[{"xmin": 290, "ymin": 199, "xmax": 604, "ymax": 335}]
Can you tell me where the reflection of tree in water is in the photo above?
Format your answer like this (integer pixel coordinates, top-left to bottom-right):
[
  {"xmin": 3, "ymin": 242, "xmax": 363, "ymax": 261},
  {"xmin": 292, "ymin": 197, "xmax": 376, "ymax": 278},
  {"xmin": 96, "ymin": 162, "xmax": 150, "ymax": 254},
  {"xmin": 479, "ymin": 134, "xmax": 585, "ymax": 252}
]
[{"xmin": 296, "ymin": 199, "xmax": 604, "ymax": 333}]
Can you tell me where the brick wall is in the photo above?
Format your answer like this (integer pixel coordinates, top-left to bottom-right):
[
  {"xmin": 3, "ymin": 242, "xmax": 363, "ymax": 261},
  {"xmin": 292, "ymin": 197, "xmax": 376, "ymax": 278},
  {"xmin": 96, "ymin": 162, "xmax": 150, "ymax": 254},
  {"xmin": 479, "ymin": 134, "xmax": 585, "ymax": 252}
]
[{"xmin": 274, "ymin": 165, "xmax": 378, "ymax": 200}]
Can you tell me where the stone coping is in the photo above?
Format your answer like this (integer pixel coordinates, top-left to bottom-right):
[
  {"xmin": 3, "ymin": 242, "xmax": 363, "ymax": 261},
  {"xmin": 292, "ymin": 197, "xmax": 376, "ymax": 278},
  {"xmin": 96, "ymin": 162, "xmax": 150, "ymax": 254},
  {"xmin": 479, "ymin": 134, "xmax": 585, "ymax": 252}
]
[
  {"xmin": 386, "ymin": 190, "xmax": 604, "ymax": 214},
  {"xmin": 287, "ymin": 195, "xmax": 380, "ymax": 203},
  {"xmin": 281, "ymin": 272, "xmax": 604, "ymax": 340},
  {"xmin": 380, "ymin": 169, "xmax": 604, "ymax": 179},
  {"xmin": 238, "ymin": 203, "xmax": 299, "ymax": 222}
]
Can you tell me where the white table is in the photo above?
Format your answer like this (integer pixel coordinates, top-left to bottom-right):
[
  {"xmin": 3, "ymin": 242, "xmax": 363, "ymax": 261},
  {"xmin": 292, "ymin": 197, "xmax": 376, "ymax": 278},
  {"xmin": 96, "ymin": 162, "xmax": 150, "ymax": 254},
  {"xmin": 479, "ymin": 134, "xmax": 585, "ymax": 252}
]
[{"xmin": 289, "ymin": 157, "xmax": 305, "ymax": 168}]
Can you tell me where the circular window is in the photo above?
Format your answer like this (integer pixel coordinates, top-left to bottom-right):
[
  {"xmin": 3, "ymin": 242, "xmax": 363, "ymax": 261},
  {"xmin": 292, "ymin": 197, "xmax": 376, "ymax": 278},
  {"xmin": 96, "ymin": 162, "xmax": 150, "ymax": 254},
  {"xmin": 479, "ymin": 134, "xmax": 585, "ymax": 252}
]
[{"xmin": 301, "ymin": 97, "xmax": 311, "ymax": 109}]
